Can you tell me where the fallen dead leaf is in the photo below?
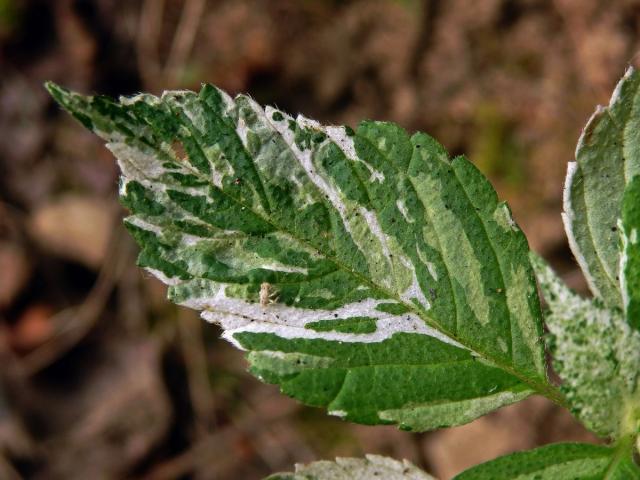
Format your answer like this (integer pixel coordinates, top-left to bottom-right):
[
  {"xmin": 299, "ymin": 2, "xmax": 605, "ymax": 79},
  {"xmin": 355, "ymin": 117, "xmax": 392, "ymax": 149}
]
[
  {"xmin": 10, "ymin": 304, "xmax": 54, "ymax": 353},
  {"xmin": 0, "ymin": 242, "xmax": 30, "ymax": 310},
  {"xmin": 28, "ymin": 194, "xmax": 115, "ymax": 269}
]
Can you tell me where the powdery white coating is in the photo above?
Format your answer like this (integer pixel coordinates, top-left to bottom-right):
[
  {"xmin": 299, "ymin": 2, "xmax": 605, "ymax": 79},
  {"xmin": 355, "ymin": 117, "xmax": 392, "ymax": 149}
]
[
  {"xmin": 426, "ymin": 262, "xmax": 438, "ymax": 281},
  {"xmin": 108, "ymin": 141, "xmax": 168, "ymax": 181},
  {"xmin": 493, "ymin": 203, "xmax": 518, "ymax": 232},
  {"xmin": 503, "ymin": 263, "xmax": 544, "ymax": 373},
  {"xmin": 415, "ymin": 246, "xmax": 438, "ymax": 281},
  {"xmin": 299, "ymin": 115, "xmax": 414, "ymax": 298},
  {"xmin": 329, "ymin": 410, "xmax": 348, "ymax": 418},
  {"xmin": 202, "ymin": 143, "xmax": 236, "ymax": 188},
  {"xmin": 269, "ymin": 112, "xmax": 356, "ymax": 239},
  {"xmin": 176, "ymin": 232, "xmax": 205, "ymax": 247},
  {"xmin": 265, "ymin": 110, "xmax": 405, "ymax": 291},
  {"xmin": 306, "ymin": 118, "xmax": 431, "ymax": 309},
  {"xmin": 260, "ymin": 263, "xmax": 309, "ymax": 275},
  {"xmin": 397, "ymin": 253, "xmax": 431, "ymax": 310},
  {"xmin": 234, "ymin": 113, "xmax": 251, "ymax": 149},
  {"xmin": 532, "ymin": 253, "xmax": 640, "ymax": 437},
  {"xmin": 324, "ymin": 125, "xmax": 358, "ymax": 160},
  {"xmin": 215, "ymin": 306, "xmax": 460, "ymax": 351},
  {"xmin": 127, "ymin": 215, "xmax": 165, "ymax": 236},
  {"xmin": 369, "ymin": 170, "xmax": 385, "ymax": 183},
  {"xmin": 248, "ymin": 350, "xmax": 337, "ymax": 377},
  {"xmin": 378, "ymin": 388, "xmax": 531, "ymax": 431},
  {"xmin": 289, "ymin": 454, "xmax": 434, "ymax": 480},
  {"xmin": 214, "ymin": 311, "xmax": 443, "ymax": 349},
  {"xmin": 396, "ymin": 198, "xmax": 414, "ymax": 223},
  {"xmin": 288, "ymin": 174, "xmax": 316, "ymax": 207},
  {"xmin": 108, "ymin": 90, "xmax": 529, "ymax": 379},
  {"xmin": 415, "ymin": 168, "xmax": 494, "ymax": 327},
  {"xmin": 296, "ymin": 114, "xmax": 322, "ymax": 131},
  {"xmin": 562, "ymin": 161, "xmax": 603, "ymax": 300},
  {"xmin": 110, "ymin": 137, "xmax": 197, "ymax": 200},
  {"xmin": 126, "ymin": 202, "xmax": 231, "ymax": 246},
  {"xmin": 74, "ymin": 85, "xmax": 543, "ymax": 402},
  {"xmin": 359, "ymin": 207, "xmax": 395, "ymax": 289},
  {"xmin": 118, "ymin": 177, "xmax": 131, "ymax": 198},
  {"xmin": 144, "ymin": 267, "xmax": 182, "ymax": 286},
  {"xmin": 164, "ymin": 90, "xmax": 207, "ymax": 133},
  {"xmin": 209, "ymin": 163, "xmax": 226, "ymax": 189},
  {"xmin": 620, "ymin": 219, "xmax": 631, "ymax": 312},
  {"xmin": 175, "ymin": 284, "xmax": 462, "ymax": 349},
  {"xmin": 324, "ymin": 125, "xmax": 385, "ymax": 183},
  {"xmin": 129, "ymin": 213, "xmax": 219, "ymax": 248},
  {"xmin": 258, "ymin": 105, "xmax": 432, "ymax": 308},
  {"xmin": 121, "ymin": 92, "xmax": 163, "ymax": 106},
  {"xmin": 238, "ymin": 101, "xmax": 318, "ymax": 209}
]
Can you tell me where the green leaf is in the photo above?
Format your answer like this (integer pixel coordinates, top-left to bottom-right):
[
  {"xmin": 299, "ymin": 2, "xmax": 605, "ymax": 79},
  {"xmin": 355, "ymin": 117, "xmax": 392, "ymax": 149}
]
[
  {"xmin": 46, "ymin": 81, "xmax": 554, "ymax": 431},
  {"xmin": 621, "ymin": 175, "xmax": 640, "ymax": 329},
  {"xmin": 531, "ymin": 253, "xmax": 640, "ymax": 438},
  {"xmin": 454, "ymin": 442, "xmax": 640, "ymax": 480},
  {"xmin": 266, "ymin": 454, "xmax": 434, "ymax": 480},
  {"xmin": 564, "ymin": 67, "xmax": 640, "ymax": 309}
]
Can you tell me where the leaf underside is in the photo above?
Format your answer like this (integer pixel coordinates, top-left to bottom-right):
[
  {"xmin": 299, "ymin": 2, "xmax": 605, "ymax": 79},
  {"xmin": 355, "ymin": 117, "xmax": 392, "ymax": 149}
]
[
  {"xmin": 266, "ymin": 454, "xmax": 434, "ymax": 480},
  {"xmin": 46, "ymin": 81, "xmax": 548, "ymax": 431},
  {"xmin": 454, "ymin": 442, "xmax": 640, "ymax": 480},
  {"xmin": 564, "ymin": 67, "xmax": 640, "ymax": 309}
]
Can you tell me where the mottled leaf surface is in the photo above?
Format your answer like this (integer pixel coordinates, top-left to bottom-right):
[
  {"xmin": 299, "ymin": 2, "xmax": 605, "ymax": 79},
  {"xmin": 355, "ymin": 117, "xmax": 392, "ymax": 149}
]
[
  {"xmin": 266, "ymin": 454, "xmax": 433, "ymax": 480},
  {"xmin": 47, "ymin": 81, "xmax": 551, "ymax": 431},
  {"xmin": 455, "ymin": 442, "xmax": 640, "ymax": 480},
  {"xmin": 621, "ymin": 175, "xmax": 640, "ymax": 329},
  {"xmin": 564, "ymin": 67, "xmax": 640, "ymax": 308},
  {"xmin": 531, "ymin": 253, "xmax": 640, "ymax": 438}
]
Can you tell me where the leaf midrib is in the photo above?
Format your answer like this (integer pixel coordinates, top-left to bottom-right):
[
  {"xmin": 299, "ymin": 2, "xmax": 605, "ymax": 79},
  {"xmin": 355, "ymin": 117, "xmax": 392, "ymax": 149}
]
[{"xmin": 355, "ymin": 131, "xmax": 516, "ymax": 366}]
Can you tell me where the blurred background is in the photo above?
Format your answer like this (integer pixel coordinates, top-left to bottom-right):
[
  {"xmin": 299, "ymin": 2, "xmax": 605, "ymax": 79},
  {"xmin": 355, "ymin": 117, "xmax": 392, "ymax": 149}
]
[{"xmin": 0, "ymin": 0, "xmax": 638, "ymax": 478}]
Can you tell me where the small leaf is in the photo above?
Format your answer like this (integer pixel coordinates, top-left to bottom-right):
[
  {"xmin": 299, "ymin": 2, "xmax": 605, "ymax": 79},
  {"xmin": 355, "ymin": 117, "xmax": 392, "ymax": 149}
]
[
  {"xmin": 454, "ymin": 442, "xmax": 640, "ymax": 479},
  {"xmin": 621, "ymin": 175, "xmax": 640, "ymax": 329},
  {"xmin": 564, "ymin": 67, "xmax": 640, "ymax": 308},
  {"xmin": 46, "ymin": 81, "xmax": 554, "ymax": 431},
  {"xmin": 531, "ymin": 253, "xmax": 640, "ymax": 438},
  {"xmin": 266, "ymin": 454, "xmax": 434, "ymax": 480}
]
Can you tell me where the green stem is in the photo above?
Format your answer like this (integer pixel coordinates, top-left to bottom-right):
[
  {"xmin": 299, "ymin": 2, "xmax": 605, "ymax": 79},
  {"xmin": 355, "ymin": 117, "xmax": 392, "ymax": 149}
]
[{"xmin": 603, "ymin": 434, "xmax": 635, "ymax": 479}]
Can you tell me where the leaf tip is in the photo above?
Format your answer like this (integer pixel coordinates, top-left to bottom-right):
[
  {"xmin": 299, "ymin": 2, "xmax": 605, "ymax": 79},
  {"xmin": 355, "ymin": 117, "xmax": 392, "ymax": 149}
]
[{"xmin": 44, "ymin": 82, "xmax": 96, "ymax": 132}]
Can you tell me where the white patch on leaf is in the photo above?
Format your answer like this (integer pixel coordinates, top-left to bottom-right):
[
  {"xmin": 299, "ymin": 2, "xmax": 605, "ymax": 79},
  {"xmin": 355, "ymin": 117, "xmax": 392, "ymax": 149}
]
[
  {"xmin": 175, "ymin": 284, "xmax": 461, "ymax": 349},
  {"xmin": 396, "ymin": 198, "xmax": 414, "ymax": 223},
  {"xmin": 325, "ymin": 124, "xmax": 385, "ymax": 183}
]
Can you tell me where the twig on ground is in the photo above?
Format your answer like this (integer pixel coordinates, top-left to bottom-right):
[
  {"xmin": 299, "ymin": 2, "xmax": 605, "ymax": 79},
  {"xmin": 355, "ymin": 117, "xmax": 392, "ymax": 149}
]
[{"xmin": 164, "ymin": 0, "xmax": 206, "ymax": 87}]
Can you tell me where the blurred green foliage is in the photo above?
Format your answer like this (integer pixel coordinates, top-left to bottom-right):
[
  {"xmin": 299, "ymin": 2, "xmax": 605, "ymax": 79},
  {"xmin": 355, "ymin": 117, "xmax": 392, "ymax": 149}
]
[
  {"xmin": 470, "ymin": 102, "xmax": 524, "ymax": 187},
  {"xmin": 0, "ymin": 0, "xmax": 18, "ymax": 35}
]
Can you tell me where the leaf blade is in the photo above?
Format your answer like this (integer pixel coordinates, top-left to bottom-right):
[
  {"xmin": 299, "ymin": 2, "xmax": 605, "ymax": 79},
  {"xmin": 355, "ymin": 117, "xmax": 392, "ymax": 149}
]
[
  {"xmin": 531, "ymin": 253, "xmax": 640, "ymax": 438},
  {"xmin": 46, "ymin": 81, "xmax": 551, "ymax": 429},
  {"xmin": 241, "ymin": 332, "xmax": 532, "ymax": 431},
  {"xmin": 454, "ymin": 442, "xmax": 640, "ymax": 480},
  {"xmin": 266, "ymin": 454, "xmax": 434, "ymax": 480},
  {"xmin": 564, "ymin": 67, "xmax": 640, "ymax": 308}
]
